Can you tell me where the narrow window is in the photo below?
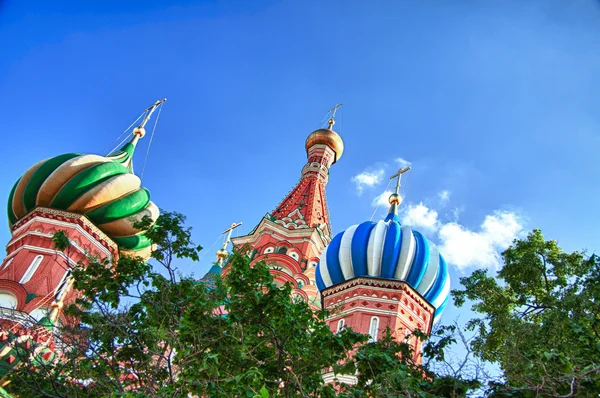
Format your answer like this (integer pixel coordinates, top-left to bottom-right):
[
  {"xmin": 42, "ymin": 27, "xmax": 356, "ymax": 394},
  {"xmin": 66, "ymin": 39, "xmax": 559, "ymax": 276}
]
[
  {"xmin": 20, "ymin": 255, "xmax": 43, "ymax": 284},
  {"xmin": 55, "ymin": 270, "xmax": 72, "ymax": 301},
  {"xmin": 336, "ymin": 319, "xmax": 345, "ymax": 333},
  {"xmin": 2, "ymin": 258, "xmax": 13, "ymax": 270},
  {"xmin": 277, "ymin": 247, "xmax": 288, "ymax": 255},
  {"xmin": 368, "ymin": 316, "xmax": 380, "ymax": 343}
]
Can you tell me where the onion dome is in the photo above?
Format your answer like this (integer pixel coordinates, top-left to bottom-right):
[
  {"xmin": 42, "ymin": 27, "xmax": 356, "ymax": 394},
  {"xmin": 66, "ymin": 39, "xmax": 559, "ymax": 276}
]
[
  {"xmin": 316, "ymin": 193, "xmax": 450, "ymax": 323},
  {"xmin": 6, "ymin": 126, "xmax": 159, "ymax": 258},
  {"xmin": 305, "ymin": 119, "xmax": 344, "ymax": 164},
  {"xmin": 200, "ymin": 264, "xmax": 222, "ymax": 288}
]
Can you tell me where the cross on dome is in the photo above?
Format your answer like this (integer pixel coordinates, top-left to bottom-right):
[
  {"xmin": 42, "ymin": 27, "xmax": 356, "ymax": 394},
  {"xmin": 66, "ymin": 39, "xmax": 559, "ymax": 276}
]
[
  {"xmin": 327, "ymin": 103, "xmax": 343, "ymax": 129},
  {"xmin": 215, "ymin": 222, "xmax": 242, "ymax": 266},
  {"xmin": 390, "ymin": 166, "xmax": 411, "ymax": 195},
  {"xmin": 386, "ymin": 165, "xmax": 411, "ymax": 220}
]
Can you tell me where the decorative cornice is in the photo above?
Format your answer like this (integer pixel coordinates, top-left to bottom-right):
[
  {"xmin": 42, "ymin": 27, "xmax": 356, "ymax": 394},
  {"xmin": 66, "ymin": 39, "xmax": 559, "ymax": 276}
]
[
  {"xmin": 232, "ymin": 217, "xmax": 328, "ymax": 250},
  {"xmin": 11, "ymin": 207, "xmax": 118, "ymax": 254},
  {"xmin": 321, "ymin": 277, "xmax": 434, "ymax": 312}
]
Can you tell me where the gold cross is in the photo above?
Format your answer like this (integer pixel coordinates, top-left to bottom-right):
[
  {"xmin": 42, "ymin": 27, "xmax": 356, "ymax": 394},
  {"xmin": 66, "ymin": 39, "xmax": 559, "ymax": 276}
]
[
  {"xmin": 216, "ymin": 222, "xmax": 242, "ymax": 265},
  {"xmin": 327, "ymin": 103, "xmax": 343, "ymax": 128},
  {"xmin": 221, "ymin": 222, "xmax": 242, "ymax": 236},
  {"xmin": 328, "ymin": 103, "xmax": 343, "ymax": 119},
  {"xmin": 389, "ymin": 166, "xmax": 411, "ymax": 195}
]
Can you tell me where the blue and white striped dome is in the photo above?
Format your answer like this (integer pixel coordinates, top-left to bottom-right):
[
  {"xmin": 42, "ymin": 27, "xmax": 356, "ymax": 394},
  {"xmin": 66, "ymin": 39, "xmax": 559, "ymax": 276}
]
[{"xmin": 316, "ymin": 211, "xmax": 450, "ymax": 323}]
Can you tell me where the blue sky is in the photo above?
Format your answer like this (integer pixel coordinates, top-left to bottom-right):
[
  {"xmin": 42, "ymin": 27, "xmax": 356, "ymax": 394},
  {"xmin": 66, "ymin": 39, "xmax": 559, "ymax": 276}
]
[{"xmin": 1, "ymin": 0, "xmax": 600, "ymax": 353}]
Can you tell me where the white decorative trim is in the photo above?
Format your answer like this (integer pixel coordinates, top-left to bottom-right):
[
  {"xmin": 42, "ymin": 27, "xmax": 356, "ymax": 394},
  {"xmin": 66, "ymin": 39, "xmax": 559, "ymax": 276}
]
[
  {"xmin": 325, "ymin": 296, "xmax": 432, "ymax": 331},
  {"xmin": 11, "ymin": 213, "xmax": 114, "ymax": 260},
  {"xmin": 2, "ymin": 258, "xmax": 14, "ymax": 271},
  {"xmin": 3, "ymin": 245, "xmax": 79, "ymax": 268},
  {"xmin": 19, "ymin": 255, "xmax": 44, "ymax": 284},
  {"xmin": 231, "ymin": 218, "xmax": 329, "ymax": 251},
  {"xmin": 369, "ymin": 316, "xmax": 380, "ymax": 342},
  {"xmin": 7, "ymin": 231, "xmax": 104, "ymax": 263},
  {"xmin": 322, "ymin": 371, "xmax": 357, "ymax": 385}
]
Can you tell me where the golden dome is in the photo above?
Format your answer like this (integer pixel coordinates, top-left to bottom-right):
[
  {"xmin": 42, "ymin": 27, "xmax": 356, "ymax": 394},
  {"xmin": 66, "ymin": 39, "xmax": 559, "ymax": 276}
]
[
  {"xmin": 305, "ymin": 121, "xmax": 344, "ymax": 164},
  {"xmin": 216, "ymin": 249, "xmax": 228, "ymax": 260}
]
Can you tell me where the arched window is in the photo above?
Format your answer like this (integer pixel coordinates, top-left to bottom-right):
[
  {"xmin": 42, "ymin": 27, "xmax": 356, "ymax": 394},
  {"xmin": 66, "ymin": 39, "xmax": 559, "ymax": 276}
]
[
  {"xmin": 277, "ymin": 247, "xmax": 288, "ymax": 255},
  {"xmin": 336, "ymin": 319, "xmax": 345, "ymax": 333},
  {"xmin": 20, "ymin": 255, "xmax": 43, "ymax": 284},
  {"xmin": 0, "ymin": 291, "xmax": 18, "ymax": 309},
  {"xmin": 296, "ymin": 279, "xmax": 304, "ymax": 288},
  {"xmin": 264, "ymin": 247, "xmax": 274, "ymax": 254},
  {"xmin": 289, "ymin": 251, "xmax": 299, "ymax": 261},
  {"xmin": 368, "ymin": 316, "xmax": 380, "ymax": 343}
]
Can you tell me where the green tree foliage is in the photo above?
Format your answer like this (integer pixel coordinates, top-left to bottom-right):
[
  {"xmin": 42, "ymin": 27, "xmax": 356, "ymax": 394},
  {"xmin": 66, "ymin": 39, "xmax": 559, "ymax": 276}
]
[
  {"xmin": 338, "ymin": 327, "xmax": 480, "ymax": 398},
  {"xmin": 20, "ymin": 212, "xmax": 589, "ymax": 397},
  {"xmin": 453, "ymin": 229, "xmax": 600, "ymax": 396},
  {"xmin": 5, "ymin": 211, "xmax": 370, "ymax": 397}
]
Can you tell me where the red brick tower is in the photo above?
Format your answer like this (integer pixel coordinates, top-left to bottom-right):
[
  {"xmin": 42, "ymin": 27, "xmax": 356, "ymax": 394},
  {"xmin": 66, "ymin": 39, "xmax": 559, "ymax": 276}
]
[
  {"xmin": 0, "ymin": 100, "xmax": 165, "ymax": 380},
  {"xmin": 230, "ymin": 107, "xmax": 344, "ymax": 307}
]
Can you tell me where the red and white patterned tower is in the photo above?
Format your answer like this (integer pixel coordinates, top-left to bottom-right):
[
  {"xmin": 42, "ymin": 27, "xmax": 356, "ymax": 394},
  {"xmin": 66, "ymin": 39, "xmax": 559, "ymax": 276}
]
[{"xmin": 230, "ymin": 109, "xmax": 344, "ymax": 307}]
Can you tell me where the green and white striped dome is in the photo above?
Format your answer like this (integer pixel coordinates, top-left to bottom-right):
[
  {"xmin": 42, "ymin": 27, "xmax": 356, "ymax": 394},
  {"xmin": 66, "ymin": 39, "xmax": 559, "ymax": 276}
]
[{"xmin": 7, "ymin": 132, "xmax": 159, "ymax": 258}]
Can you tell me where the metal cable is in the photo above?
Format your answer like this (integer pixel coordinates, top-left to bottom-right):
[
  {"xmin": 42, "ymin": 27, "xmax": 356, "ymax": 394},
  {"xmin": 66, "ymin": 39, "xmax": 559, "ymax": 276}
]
[
  {"xmin": 140, "ymin": 103, "xmax": 163, "ymax": 182},
  {"xmin": 104, "ymin": 111, "xmax": 145, "ymax": 155},
  {"xmin": 370, "ymin": 178, "xmax": 392, "ymax": 221}
]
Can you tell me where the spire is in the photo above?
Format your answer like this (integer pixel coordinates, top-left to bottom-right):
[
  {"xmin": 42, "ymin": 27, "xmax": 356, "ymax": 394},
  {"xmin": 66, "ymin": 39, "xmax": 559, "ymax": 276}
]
[
  {"xmin": 386, "ymin": 166, "xmax": 411, "ymax": 221},
  {"xmin": 215, "ymin": 222, "xmax": 242, "ymax": 266},
  {"xmin": 108, "ymin": 98, "xmax": 166, "ymax": 168},
  {"xmin": 132, "ymin": 98, "xmax": 167, "ymax": 141}
]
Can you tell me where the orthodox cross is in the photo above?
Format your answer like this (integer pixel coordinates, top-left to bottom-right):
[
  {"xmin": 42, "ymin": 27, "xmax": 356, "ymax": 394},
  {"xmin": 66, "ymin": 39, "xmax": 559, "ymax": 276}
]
[
  {"xmin": 139, "ymin": 98, "xmax": 167, "ymax": 129},
  {"xmin": 216, "ymin": 222, "xmax": 242, "ymax": 265},
  {"xmin": 390, "ymin": 166, "xmax": 411, "ymax": 195},
  {"xmin": 327, "ymin": 103, "xmax": 343, "ymax": 128},
  {"xmin": 221, "ymin": 222, "xmax": 242, "ymax": 247}
]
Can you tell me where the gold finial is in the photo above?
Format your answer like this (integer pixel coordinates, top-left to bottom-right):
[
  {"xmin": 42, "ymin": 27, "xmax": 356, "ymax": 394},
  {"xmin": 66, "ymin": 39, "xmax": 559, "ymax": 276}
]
[
  {"xmin": 216, "ymin": 222, "xmax": 242, "ymax": 266},
  {"xmin": 388, "ymin": 166, "xmax": 411, "ymax": 213},
  {"xmin": 133, "ymin": 98, "xmax": 167, "ymax": 138},
  {"xmin": 327, "ymin": 103, "xmax": 343, "ymax": 130}
]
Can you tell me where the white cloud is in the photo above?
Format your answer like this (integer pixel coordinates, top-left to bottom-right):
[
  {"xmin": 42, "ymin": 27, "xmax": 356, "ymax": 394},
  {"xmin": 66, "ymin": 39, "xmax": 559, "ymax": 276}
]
[
  {"xmin": 351, "ymin": 169, "xmax": 384, "ymax": 195},
  {"xmin": 438, "ymin": 211, "xmax": 524, "ymax": 272},
  {"xmin": 395, "ymin": 157, "xmax": 412, "ymax": 169},
  {"xmin": 401, "ymin": 202, "xmax": 439, "ymax": 233},
  {"xmin": 371, "ymin": 190, "xmax": 394, "ymax": 208},
  {"xmin": 438, "ymin": 190, "xmax": 451, "ymax": 203}
]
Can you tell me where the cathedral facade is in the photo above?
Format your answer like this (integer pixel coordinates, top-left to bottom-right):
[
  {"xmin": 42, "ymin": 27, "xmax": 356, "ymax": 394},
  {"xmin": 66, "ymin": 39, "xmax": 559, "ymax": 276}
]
[{"xmin": 0, "ymin": 102, "xmax": 449, "ymax": 384}]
